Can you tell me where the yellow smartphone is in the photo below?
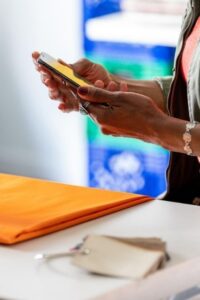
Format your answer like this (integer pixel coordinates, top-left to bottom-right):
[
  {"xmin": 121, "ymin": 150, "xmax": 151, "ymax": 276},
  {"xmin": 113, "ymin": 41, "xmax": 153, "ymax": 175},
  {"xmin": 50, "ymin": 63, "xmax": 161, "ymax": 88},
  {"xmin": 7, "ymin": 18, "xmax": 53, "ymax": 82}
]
[{"xmin": 37, "ymin": 52, "xmax": 91, "ymax": 89}]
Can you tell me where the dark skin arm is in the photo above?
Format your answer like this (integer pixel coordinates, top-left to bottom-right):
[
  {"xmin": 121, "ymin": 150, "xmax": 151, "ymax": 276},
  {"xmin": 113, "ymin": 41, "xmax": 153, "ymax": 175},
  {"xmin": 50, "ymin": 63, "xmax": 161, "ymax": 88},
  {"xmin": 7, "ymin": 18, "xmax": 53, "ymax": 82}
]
[{"xmin": 77, "ymin": 85, "xmax": 200, "ymax": 156}]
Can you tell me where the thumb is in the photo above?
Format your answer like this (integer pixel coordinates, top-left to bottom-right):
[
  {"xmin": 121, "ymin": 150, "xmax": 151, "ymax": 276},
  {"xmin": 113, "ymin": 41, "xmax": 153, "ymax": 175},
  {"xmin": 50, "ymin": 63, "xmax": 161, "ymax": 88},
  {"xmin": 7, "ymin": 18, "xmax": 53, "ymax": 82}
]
[
  {"xmin": 77, "ymin": 86, "xmax": 115, "ymax": 103},
  {"xmin": 57, "ymin": 58, "xmax": 69, "ymax": 66},
  {"xmin": 72, "ymin": 58, "xmax": 92, "ymax": 76},
  {"xmin": 57, "ymin": 59, "xmax": 74, "ymax": 71}
]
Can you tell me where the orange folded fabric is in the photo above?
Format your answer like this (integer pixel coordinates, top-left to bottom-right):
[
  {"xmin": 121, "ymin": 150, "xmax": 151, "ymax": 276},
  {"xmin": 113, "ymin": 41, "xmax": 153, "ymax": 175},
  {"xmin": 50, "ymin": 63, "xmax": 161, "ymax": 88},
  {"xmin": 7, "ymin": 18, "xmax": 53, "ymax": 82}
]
[{"xmin": 0, "ymin": 173, "xmax": 152, "ymax": 245}]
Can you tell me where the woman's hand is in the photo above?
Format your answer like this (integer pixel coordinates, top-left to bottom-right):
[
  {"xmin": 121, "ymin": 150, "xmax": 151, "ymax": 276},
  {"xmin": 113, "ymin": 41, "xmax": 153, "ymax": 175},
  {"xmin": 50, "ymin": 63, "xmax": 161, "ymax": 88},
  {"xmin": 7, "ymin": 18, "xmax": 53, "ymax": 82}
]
[
  {"xmin": 77, "ymin": 86, "xmax": 167, "ymax": 144},
  {"xmin": 32, "ymin": 52, "xmax": 123, "ymax": 113}
]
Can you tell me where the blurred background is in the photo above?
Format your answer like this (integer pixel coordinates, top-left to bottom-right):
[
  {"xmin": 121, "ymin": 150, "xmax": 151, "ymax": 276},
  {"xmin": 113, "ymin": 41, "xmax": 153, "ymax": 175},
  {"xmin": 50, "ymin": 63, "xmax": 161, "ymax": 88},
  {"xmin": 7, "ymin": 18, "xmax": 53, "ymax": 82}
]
[{"xmin": 0, "ymin": 0, "xmax": 186, "ymax": 197}]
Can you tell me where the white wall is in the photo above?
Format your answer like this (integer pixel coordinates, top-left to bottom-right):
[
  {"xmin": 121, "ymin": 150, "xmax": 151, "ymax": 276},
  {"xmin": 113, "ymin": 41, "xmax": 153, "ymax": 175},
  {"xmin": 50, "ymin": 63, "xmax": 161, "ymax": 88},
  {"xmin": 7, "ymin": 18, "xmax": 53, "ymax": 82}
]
[{"xmin": 0, "ymin": 0, "xmax": 88, "ymax": 185}]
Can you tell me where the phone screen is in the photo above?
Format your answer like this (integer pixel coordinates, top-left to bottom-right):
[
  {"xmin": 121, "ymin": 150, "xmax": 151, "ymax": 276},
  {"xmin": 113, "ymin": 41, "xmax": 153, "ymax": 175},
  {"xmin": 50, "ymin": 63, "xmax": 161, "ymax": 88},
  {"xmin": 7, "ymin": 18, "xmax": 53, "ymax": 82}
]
[{"xmin": 38, "ymin": 52, "xmax": 90, "ymax": 89}]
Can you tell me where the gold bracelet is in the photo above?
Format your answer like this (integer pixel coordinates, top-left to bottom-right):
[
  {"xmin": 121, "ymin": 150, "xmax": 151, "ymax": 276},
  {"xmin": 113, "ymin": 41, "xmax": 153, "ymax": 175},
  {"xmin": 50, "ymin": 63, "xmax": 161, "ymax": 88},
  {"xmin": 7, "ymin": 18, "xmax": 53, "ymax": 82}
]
[{"xmin": 183, "ymin": 122, "xmax": 197, "ymax": 155}]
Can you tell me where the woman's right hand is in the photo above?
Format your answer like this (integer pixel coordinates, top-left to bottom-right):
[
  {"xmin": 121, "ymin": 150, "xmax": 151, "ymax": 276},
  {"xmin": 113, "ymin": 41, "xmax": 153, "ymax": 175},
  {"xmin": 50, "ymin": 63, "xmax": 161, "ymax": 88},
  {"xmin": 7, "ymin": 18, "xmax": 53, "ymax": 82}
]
[{"xmin": 32, "ymin": 51, "xmax": 122, "ymax": 113}]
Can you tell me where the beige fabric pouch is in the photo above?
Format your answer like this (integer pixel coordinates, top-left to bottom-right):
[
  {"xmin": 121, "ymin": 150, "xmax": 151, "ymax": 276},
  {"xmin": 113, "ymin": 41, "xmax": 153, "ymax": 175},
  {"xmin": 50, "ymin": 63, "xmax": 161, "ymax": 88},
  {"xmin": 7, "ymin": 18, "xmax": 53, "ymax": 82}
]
[{"xmin": 71, "ymin": 235, "xmax": 167, "ymax": 279}]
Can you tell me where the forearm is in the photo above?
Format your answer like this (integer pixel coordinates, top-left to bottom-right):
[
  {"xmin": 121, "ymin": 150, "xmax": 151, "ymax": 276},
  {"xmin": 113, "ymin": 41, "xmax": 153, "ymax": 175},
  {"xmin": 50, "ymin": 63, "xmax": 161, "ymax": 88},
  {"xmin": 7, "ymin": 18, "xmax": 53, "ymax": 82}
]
[
  {"xmin": 112, "ymin": 75, "xmax": 167, "ymax": 113},
  {"xmin": 153, "ymin": 115, "xmax": 200, "ymax": 156}
]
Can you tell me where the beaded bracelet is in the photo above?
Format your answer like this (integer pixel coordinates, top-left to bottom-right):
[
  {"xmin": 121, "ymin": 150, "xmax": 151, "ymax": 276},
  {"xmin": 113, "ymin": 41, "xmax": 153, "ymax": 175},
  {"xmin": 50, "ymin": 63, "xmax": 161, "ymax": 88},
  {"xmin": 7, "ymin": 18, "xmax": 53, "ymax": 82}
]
[{"xmin": 183, "ymin": 122, "xmax": 197, "ymax": 155}]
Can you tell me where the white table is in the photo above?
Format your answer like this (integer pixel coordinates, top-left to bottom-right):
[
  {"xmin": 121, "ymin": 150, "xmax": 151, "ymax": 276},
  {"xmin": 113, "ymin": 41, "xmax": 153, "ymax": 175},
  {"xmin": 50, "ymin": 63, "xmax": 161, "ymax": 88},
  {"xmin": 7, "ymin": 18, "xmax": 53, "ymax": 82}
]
[{"xmin": 1, "ymin": 200, "xmax": 200, "ymax": 300}]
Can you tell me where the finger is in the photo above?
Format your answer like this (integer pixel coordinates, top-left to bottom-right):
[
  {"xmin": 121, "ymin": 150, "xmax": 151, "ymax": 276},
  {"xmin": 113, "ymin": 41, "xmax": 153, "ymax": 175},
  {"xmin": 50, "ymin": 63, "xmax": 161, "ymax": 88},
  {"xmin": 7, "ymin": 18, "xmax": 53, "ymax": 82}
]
[
  {"xmin": 107, "ymin": 81, "xmax": 118, "ymax": 91},
  {"xmin": 32, "ymin": 51, "xmax": 40, "ymax": 60},
  {"xmin": 48, "ymin": 87, "xmax": 67, "ymax": 101},
  {"xmin": 61, "ymin": 94, "xmax": 79, "ymax": 111},
  {"xmin": 32, "ymin": 51, "xmax": 44, "ymax": 71},
  {"xmin": 77, "ymin": 86, "xmax": 115, "ymax": 104},
  {"xmin": 61, "ymin": 81, "xmax": 77, "ymax": 94},
  {"xmin": 59, "ymin": 88, "xmax": 79, "ymax": 110},
  {"xmin": 94, "ymin": 80, "xmax": 105, "ymax": 89},
  {"xmin": 101, "ymin": 127, "xmax": 111, "ymax": 135},
  {"xmin": 48, "ymin": 83, "xmax": 58, "ymax": 91},
  {"xmin": 59, "ymin": 85, "xmax": 77, "ymax": 100},
  {"xmin": 39, "ymin": 65, "xmax": 52, "ymax": 75},
  {"xmin": 101, "ymin": 127, "xmax": 120, "ymax": 137},
  {"xmin": 120, "ymin": 81, "xmax": 128, "ymax": 92},
  {"xmin": 41, "ymin": 73, "xmax": 51, "ymax": 83},
  {"xmin": 58, "ymin": 102, "xmax": 75, "ymax": 113},
  {"xmin": 72, "ymin": 58, "xmax": 91, "ymax": 76},
  {"xmin": 42, "ymin": 78, "xmax": 58, "ymax": 90},
  {"xmin": 58, "ymin": 102, "xmax": 69, "ymax": 112},
  {"xmin": 49, "ymin": 89, "xmax": 60, "ymax": 100},
  {"xmin": 36, "ymin": 63, "xmax": 51, "ymax": 75},
  {"xmin": 57, "ymin": 58, "xmax": 71, "ymax": 67},
  {"xmin": 32, "ymin": 51, "xmax": 40, "ymax": 66},
  {"xmin": 58, "ymin": 102, "xmax": 67, "ymax": 110}
]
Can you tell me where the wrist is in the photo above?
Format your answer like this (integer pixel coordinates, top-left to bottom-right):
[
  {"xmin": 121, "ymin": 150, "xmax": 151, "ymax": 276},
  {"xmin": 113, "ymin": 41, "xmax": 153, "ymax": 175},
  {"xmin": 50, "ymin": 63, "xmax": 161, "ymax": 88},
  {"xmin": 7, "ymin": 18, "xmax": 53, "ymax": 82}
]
[
  {"xmin": 146, "ymin": 112, "xmax": 200, "ymax": 156},
  {"xmin": 151, "ymin": 115, "xmax": 187, "ymax": 152},
  {"xmin": 149, "ymin": 112, "xmax": 169, "ymax": 146}
]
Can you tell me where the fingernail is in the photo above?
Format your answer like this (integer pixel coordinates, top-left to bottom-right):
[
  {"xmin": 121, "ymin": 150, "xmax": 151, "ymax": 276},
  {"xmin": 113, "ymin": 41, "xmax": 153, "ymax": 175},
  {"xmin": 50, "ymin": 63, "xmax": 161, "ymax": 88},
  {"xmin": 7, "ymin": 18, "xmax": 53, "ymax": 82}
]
[
  {"xmin": 44, "ymin": 79, "xmax": 50, "ymax": 85},
  {"xmin": 43, "ymin": 74, "xmax": 50, "ymax": 81},
  {"xmin": 78, "ymin": 87, "xmax": 88, "ymax": 96}
]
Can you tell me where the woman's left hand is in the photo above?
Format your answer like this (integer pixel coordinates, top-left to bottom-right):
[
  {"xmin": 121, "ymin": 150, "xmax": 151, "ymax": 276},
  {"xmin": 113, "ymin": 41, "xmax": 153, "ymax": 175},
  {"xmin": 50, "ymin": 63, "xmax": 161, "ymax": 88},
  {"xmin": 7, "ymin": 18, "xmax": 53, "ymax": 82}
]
[{"xmin": 77, "ymin": 86, "xmax": 167, "ymax": 144}]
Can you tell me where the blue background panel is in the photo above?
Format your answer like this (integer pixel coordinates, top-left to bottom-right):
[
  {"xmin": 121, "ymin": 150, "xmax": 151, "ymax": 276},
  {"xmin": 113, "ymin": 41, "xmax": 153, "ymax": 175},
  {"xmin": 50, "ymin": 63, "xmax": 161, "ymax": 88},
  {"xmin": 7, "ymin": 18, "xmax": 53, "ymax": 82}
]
[
  {"xmin": 84, "ymin": 0, "xmax": 121, "ymax": 20},
  {"xmin": 89, "ymin": 145, "xmax": 169, "ymax": 197}
]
